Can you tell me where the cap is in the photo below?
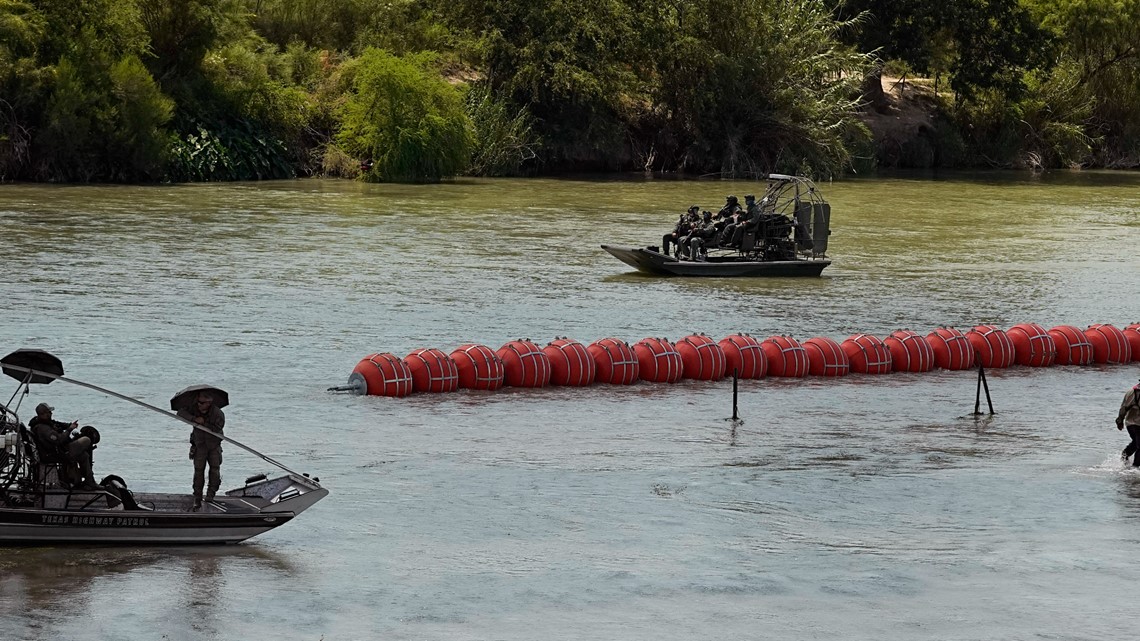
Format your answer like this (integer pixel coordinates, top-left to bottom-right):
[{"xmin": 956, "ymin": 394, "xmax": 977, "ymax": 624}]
[{"xmin": 35, "ymin": 402, "xmax": 54, "ymax": 414}]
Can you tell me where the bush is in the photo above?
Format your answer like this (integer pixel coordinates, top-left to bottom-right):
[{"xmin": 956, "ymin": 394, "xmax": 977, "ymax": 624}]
[
  {"xmin": 464, "ymin": 83, "xmax": 538, "ymax": 176},
  {"xmin": 336, "ymin": 48, "xmax": 472, "ymax": 182}
]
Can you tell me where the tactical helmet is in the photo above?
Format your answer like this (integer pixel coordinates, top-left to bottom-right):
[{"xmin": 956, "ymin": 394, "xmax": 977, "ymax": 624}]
[
  {"xmin": 727, "ymin": 195, "xmax": 738, "ymax": 204},
  {"xmin": 688, "ymin": 205, "xmax": 700, "ymax": 212},
  {"xmin": 745, "ymin": 194, "xmax": 755, "ymax": 202}
]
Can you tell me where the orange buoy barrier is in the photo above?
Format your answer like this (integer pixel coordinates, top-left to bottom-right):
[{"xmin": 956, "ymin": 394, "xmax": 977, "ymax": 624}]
[
  {"xmin": 1085, "ymin": 323, "xmax": 1132, "ymax": 364},
  {"xmin": 760, "ymin": 335, "xmax": 809, "ymax": 378},
  {"xmin": 405, "ymin": 348, "xmax": 460, "ymax": 393},
  {"xmin": 497, "ymin": 340, "xmax": 551, "ymax": 388},
  {"xmin": 884, "ymin": 330, "xmax": 935, "ymax": 372},
  {"xmin": 633, "ymin": 338, "xmax": 683, "ymax": 383},
  {"xmin": 349, "ymin": 353, "xmax": 414, "ymax": 397},
  {"xmin": 450, "ymin": 344, "xmax": 505, "ymax": 390},
  {"xmin": 1049, "ymin": 325, "xmax": 1094, "ymax": 365},
  {"xmin": 966, "ymin": 324, "xmax": 1016, "ymax": 368},
  {"xmin": 1006, "ymin": 323, "xmax": 1056, "ymax": 367},
  {"xmin": 677, "ymin": 334, "xmax": 727, "ymax": 380},
  {"xmin": 803, "ymin": 336, "xmax": 850, "ymax": 377},
  {"xmin": 927, "ymin": 327, "xmax": 973, "ymax": 370},
  {"xmin": 841, "ymin": 334, "xmax": 893, "ymax": 374},
  {"xmin": 544, "ymin": 338, "xmax": 596, "ymax": 386},
  {"xmin": 587, "ymin": 337, "xmax": 639, "ymax": 385},
  {"xmin": 719, "ymin": 334, "xmax": 767, "ymax": 379},
  {"xmin": 1125, "ymin": 323, "xmax": 1140, "ymax": 362}
]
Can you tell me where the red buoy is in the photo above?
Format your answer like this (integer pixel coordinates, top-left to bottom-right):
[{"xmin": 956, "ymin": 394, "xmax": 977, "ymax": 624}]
[
  {"xmin": 633, "ymin": 338, "xmax": 683, "ymax": 383},
  {"xmin": 965, "ymin": 325, "xmax": 1015, "ymax": 368},
  {"xmin": 543, "ymin": 338, "xmax": 596, "ymax": 386},
  {"xmin": 841, "ymin": 334, "xmax": 893, "ymax": 374},
  {"xmin": 449, "ymin": 344, "xmax": 505, "ymax": 390},
  {"xmin": 1006, "ymin": 323, "xmax": 1056, "ymax": 367},
  {"xmin": 884, "ymin": 330, "xmax": 934, "ymax": 373},
  {"xmin": 1125, "ymin": 323, "xmax": 1140, "ymax": 362},
  {"xmin": 587, "ymin": 338, "xmax": 639, "ymax": 385},
  {"xmin": 760, "ymin": 335, "xmax": 809, "ymax": 378},
  {"xmin": 497, "ymin": 340, "xmax": 551, "ymax": 388},
  {"xmin": 405, "ymin": 348, "xmax": 460, "ymax": 393},
  {"xmin": 1084, "ymin": 324, "xmax": 1132, "ymax": 364},
  {"xmin": 803, "ymin": 336, "xmax": 850, "ymax": 377},
  {"xmin": 719, "ymin": 334, "xmax": 767, "ymax": 379},
  {"xmin": 676, "ymin": 334, "xmax": 727, "ymax": 381},
  {"xmin": 927, "ymin": 327, "xmax": 973, "ymax": 370},
  {"xmin": 348, "ymin": 353, "xmax": 413, "ymax": 397},
  {"xmin": 1048, "ymin": 325, "xmax": 1094, "ymax": 366}
]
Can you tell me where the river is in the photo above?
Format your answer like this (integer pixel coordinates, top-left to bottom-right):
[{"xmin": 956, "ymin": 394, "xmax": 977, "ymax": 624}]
[{"xmin": 1, "ymin": 171, "xmax": 1139, "ymax": 639}]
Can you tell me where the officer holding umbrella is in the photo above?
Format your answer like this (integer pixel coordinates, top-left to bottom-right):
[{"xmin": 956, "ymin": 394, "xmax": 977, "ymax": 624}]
[{"xmin": 171, "ymin": 385, "xmax": 228, "ymax": 511}]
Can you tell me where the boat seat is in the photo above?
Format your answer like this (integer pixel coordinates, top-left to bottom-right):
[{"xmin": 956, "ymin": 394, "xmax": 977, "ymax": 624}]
[
  {"xmin": 37, "ymin": 462, "xmax": 69, "ymax": 488},
  {"xmin": 740, "ymin": 229, "xmax": 757, "ymax": 254}
]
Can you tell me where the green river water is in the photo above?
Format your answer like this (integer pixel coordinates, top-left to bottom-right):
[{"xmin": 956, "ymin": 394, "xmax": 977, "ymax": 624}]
[{"xmin": 0, "ymin": 171, "xmax": 1139, "ymax": 640}]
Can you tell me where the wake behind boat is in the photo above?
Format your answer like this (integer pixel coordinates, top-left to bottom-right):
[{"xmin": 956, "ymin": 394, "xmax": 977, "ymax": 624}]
[
  {"xmin": 0, "ymin": 349, "xmax": 327, "ymax": 544},
  {"xmin": 603, "ymin": 174, "xmax": 832, "ymax": 277}
]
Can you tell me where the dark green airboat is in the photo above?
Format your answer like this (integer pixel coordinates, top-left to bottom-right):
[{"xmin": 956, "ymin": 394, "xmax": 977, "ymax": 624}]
[{"xmin": 602, "ymin": 174, "xmax": 832, "ymax": 277}]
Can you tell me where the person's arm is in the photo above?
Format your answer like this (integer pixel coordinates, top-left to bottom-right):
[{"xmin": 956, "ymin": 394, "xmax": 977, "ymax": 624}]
[
  {"xmin": 207, "ymin": 408, "xmax": 225, "ymax": 433},
  {"xmin": 1119, "ymin": 390, "xmax": 1136, "ymax": 428}
]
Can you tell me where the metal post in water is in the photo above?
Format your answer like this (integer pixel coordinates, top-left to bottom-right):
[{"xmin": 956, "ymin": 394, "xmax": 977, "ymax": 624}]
[
  {"xmin": 980, "ymin": 365, "xmax": 995, "ymax": 414},
  {"xmin": 732, "ymin": 369, "xmax": 739, "ymax": 421},
  {"xmin": 973, "ymin": 352, "xmax": 995, "ymax": 415},
  {"xmin": 974, "ymin": 363, "xmax": 983, "ymax": 416}
]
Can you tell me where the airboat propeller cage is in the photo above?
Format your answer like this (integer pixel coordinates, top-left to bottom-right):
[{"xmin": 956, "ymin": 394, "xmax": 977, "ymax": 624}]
[
  {"xmin": 1, "ymin": 349, "xmax": 63, "ymax": 384},
  {"xmin": 762, "ymin": 173, "xmax": 829, "ymax": 257}
]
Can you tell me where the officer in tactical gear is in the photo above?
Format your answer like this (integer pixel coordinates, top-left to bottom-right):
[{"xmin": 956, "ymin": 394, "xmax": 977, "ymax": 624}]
[
  {"xmin": 663, "ymin": 206, "xmax": 699, "ymax": 257},
  {"xmin": 28, "ymin": 402, "xmax": 99, "ymax": 489},
  {"xmin": 178, "ymin": 392, "xmax": 226, "ymax": 510},
  {"xmin": 1117, "ymin": 378, "xmax": 1140, "ymax": 466}
]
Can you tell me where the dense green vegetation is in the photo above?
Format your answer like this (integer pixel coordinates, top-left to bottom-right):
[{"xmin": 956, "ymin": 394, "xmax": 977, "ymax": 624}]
[{"xmin": 1, "ymin": 0, "xmax": 1138, "ymax": 182}]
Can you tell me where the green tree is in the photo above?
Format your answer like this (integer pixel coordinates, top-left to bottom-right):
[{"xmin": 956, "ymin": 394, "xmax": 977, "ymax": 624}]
[
  {"xmin": 635, "ymin": 0, "xmax": 871, "ymax": 176},
  {"xmin": 836, "ymin": 0, "xmax": 1053, "ymax": 103},
  {"xmin": 0, "ymin": 0, "xmax": 48, "ymax": 178},
  {"xmin": 1029, "ymin": 0, "xmax": 1140, "ymax": 164},
  {"xmin": 337, "ymin": 48, "xmax": 473, "ymax": 182},
  {"xmin": 436, "ymin": 0, "xmax": 642, "ymax": 169}
]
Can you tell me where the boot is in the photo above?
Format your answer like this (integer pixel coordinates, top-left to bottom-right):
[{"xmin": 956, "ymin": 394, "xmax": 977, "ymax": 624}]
[{"xmin": 192, "ymin": 497, "xmax": 202, "ymax": 512}]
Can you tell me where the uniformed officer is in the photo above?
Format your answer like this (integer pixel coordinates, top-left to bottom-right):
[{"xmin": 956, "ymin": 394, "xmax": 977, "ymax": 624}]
[
  {"xmin": 28, "ymin": 402, "xmax": 98, "ymax": 489},
  {"xmin": 178, "ymin": 392, "xmax": 226, "ymax": 510},
  {"xmin": 1118, "ymin": 379, "xmax": 1140, "ymax": 466}
]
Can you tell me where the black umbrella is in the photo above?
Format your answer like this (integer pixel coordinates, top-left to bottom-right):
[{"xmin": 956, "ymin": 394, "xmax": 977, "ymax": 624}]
[
  {"xmin": 1, "ymin": 349, "xmax": 64, "ymax": 384},
  {"xmin": 169, "ymin": 384, "xmax": 230, "ymax": 411}
]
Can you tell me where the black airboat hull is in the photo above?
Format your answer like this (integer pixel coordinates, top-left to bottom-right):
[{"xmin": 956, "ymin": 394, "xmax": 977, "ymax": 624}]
[
  {"xmin": 0, "ymin": 504, "xmax": 295, "ymax": 544},
  {"xmin": 0, "ymin": 475, "xmax": 328, "ymax": 545},
  {"xmin": 602, "ymin": 245, "xmax": 830, "ymax": 277}
]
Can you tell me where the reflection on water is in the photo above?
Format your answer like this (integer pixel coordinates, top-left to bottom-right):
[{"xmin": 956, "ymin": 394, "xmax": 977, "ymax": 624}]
[
  {"xmin": 0, "ymin": 546, "xmax": 295, "ymax": 639},
  {"xmin": 0, "ymin": 171, "xmax": 1139, "ymax": 639}
]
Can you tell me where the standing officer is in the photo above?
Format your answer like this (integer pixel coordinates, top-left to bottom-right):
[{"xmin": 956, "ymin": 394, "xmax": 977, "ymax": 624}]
[
  {"xmin": 178, "ymin": 392, "xmax": 226, "ymax": 510},
  {"xmin": 1117, "ymin": 378, "xmax": 1140, "ymax": 466}
]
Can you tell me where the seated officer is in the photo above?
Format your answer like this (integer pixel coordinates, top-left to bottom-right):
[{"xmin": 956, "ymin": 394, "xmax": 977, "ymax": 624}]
[
  {"xmin": 687, "ymin": 210, "xmax": 719, "ymax": 261},
  {"xmin": 663, "ymin": 206, "xmax": 699, "ymax": 257},
  {"xmin": 28, "ymin": 402, "xmax": 98, "ymax": 489}
]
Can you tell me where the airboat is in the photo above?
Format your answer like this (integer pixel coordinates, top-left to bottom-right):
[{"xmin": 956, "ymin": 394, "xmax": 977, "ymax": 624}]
[
  {"xmin": 0, "ymin": 349, "xmax": 327, "ymax": 544},
  {"xmin": 602, "ymin": 174, "xmax": 832, "ymax": 277}
]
